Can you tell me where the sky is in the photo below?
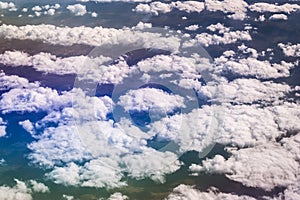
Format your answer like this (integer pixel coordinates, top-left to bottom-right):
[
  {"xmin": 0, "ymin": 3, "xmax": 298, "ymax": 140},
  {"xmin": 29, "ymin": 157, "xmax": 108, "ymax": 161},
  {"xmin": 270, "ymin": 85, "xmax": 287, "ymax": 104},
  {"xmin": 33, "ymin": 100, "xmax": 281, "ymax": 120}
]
[{"xmin": 0, "ymin": 0, "xmax": 300, "ymax": 200}]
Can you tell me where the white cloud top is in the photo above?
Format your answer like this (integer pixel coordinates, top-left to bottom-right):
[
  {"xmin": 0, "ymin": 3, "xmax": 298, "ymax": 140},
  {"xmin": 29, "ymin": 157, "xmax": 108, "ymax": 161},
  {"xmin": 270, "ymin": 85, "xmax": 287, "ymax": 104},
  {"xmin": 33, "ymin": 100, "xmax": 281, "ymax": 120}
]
[
  {"xmin": 165, "ymin": 184, "xmax": 256, "ymax": 200},
  {"xmin": 67, "ymin": 4, "xmax": 87, "ymax": 16},
  {"xmin": 190, "ymin": 143, "xmax": 300, "ymax": 191}
]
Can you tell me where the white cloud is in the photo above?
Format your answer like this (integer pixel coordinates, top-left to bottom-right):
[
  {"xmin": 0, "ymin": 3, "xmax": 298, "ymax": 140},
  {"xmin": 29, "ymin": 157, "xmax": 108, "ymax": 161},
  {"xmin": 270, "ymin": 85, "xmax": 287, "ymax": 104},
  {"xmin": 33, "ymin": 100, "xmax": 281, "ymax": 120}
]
[
  {"xmin": 121, "ymin": 148, "xmax": 181, "ymax": 183},
  {"xmin": 67, "ymin": 4, "xmax": 87, "ymax": 16},
  {"xmin": 0, "ymin": 117, "xmax": 6, "ymax": 137},
  {"xmin": 189, "ymin": 143, "xmax": 300, "ymax": 191},
  {"xmin": 249, "ymin": 3, "xmax": 300, "ymax": 14},
  {"xmin": 91, "ymin": 12, "xmax": 97, "ymax": 17},
  {"xmin": 0, "ymin": 1, "xmax": 16, "ymax": 11},
  {"xmin": 193, "ymin": 29, "xmax": 252, "ymax": 46},
  {"xmin": 108, "ymin": 193, "xmax": 129, "ymax": 200},
  {"xmin": 134, "ymin": 1, "xmax": 205, "ymax": 16},
  {"xmin": 45, "ymin": 8, "xmax": 55, "ymax": 16},
  {"xmin": 79, "ymin": 0, "xmax": 151, "ymax": 2},
  {"xmin": 200, "ymin": 78, "xmax": 291, "ymax": 104},
  {"xmin": 0, "ymin": 24, "xmax": 181, "ymax": 53},
  {"xmin": 206, "ymin": 23, "xmax": 230, "ymax": 34},
  {"xmin": 19, "ymin": 120, "xmax": 34, "ymax": 135},
  {"xmin": 29, "ymin": 180, "xmax": 49, "ymax": 193},
  {"xmin": 205, "ymin": 0, "xmax": 248, "ymax": 20},
  {"xmin": 32, "ymin": 5, "xmax": 42, "ymax": 11},
  {"xmin": 0, "ymin": 179, "xmax": 32, "ymax": 200},
  {"xmin": 165, "ymin": 184, "xmax": 256, "ymax": 200},
  {"xmin": 0, "ymin": 51, "xmax": 111, "ymax": 75},
  {"xmin": 118, "ymin": 87, "xmax": 185, "ymax": 112},
  {"xmin": 278, "ymin": 43, "xmax": 300, "ymax": 57},
  {"xmin": 185, "ymin": 24, "xmax": 199, "ymax": 31},
  {"xmin": 213, "ymin": 54, "xmax": 295, "ymax": 79},
  {"xmin": 62, "ymin": 194, "xmax": 74, "ymax": 200},
  {"xmin": 269, "ymin": 14, "xmax": 288, "ymax": 20}
]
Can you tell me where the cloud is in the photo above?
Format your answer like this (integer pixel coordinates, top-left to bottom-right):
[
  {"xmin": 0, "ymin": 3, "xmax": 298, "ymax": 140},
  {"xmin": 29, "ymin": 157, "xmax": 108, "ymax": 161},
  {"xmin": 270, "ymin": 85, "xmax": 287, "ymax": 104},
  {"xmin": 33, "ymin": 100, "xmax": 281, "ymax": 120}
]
[
  {"xmin": 67, "ymin": 4, "xmax": 87, "ymax": 16},
  {"xmin": 0, "ymin": 117, "xmax": 6, "ymax": 137},
  {"xmin": 0, "ymin": 51, "xmax": 111, "ymax": 75},
  {"xmin": 134, "ymin": 1, "xmax": 205, "ymax": 16},
  {"xmin": 0, "ymin": 24, "xmax": 181, "ymax": 53},
  {"xmin": 78, "ymin": 0, "xmax": 151, "ymax": 2},
  {"xmin": 189, "ymin": 143, "xmax": 300, "ymax": 191},
  {"xmin": 107, "ymin": 193, "xmax": 128, "ymax": 200},
  {"xmin": 0, "ymin": 1, "xmax": 16, "ymax": 11},
  {"xmin": 29, "ymin": 180, "xmax": 49, "ymax": 193},
  {"xmin": 269, "ymin": 14, "xmax": 288, "ymax": 20},
  {"xmin": 213, "ymin": 52, "xmax": 295, "ymax": 79},
  {"xmin": 118, "ymin": 87, "xmax": 185, "ymax": 112},
  {"xmin": 185, "ymin": 25, "xmax": 199, "ymax": 31},
  {"xmin": 205, "ymin": 0, "xmax": 248, "ymax": 20},
  {"xmin": 278, "ymin": 43, "xmax": 300, "ymax": 57},
  {"xmin": 0, "ymin": 179, "xmax": 49, "ymax": 200},
  {"xmin": 165, "ymin": 184, "xmax": 256, "ymax": 200},
  {"xmin": 0, "ymin": 72, "xmax": 39, "ymax": 91},
  {"xmin": 0, "ymin": 179, "xmax": 32, "ymax": 200},
  {"xmin": 200, "ymin": 78, "xmax": 291, "ymax": 104},
  {"xmin": 249, "ymin": 3, "xmax": 300, "ymax": 14},
  {"xmin": 195, "ymin": 30, "xmax": 252, "ymax": 46}
]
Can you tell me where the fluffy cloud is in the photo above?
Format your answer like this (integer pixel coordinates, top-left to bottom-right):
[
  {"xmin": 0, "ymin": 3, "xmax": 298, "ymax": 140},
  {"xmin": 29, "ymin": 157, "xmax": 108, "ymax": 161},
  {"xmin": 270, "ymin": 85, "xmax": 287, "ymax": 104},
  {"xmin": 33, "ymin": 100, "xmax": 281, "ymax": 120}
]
[
  {"xmin": 249, "ymin": 3, "xmax": 300, "ymax": 14},
  {"xmin": 189, "ymin": 143, "xmax": 300, "ymax": 191},
  {"xmin": 0, "ymin": 179, "xmax": 49, "ymax": 200},
  {"xmin": 0, "ymin": 24, "xmax": 181, "ymax": 53},
  {"xmin": 185, "ymin": 24, "xmax": 199, "ymax": 31},
  {"xmin": 134, "ymin": 1, "xmax": 205, "ymax": 16},
  {"xmin": 118, "ymin": 87, "xmax": 185, "ymax": 112},
  {"xmin": 29, "ymin": 180, "xmax": 49, "ymax": 193},
  {"xmin": 0, "ymin": 86, "xmax": 70, "ymax": 113},
  {"xmin": 67, "ymin": 4, "xmax": 87, "ymax": 16},
  {"xmin": 78, "ymin": 0, "xmax": 151, "ymax": 2},
  {"xmin": 200, "ymin": 78, "xmax": 291, "ymax": 104},
  {"xmin": 213, "ymin": 54, "xmax": 295, "ymax": 79},
  {"xmin": 269, "ymin": 14, "xmax": 288, "ymax": 20},
  {"xmin": 0, "ymin": 179, "xmax": 32, "ymax": 200},
  {"xmin": 0, "ymin": 1, "xmax": 16, "ymax": 11},
  {"xmin": 0, "ymin": 117, "xmax": 6, "ymax": 137},
  {"xmin": 205, "ymin": 0, "xmax": 248, "ymax": 20},
  {"xmin": 185, "ymin": 26, "xmax": 252, "ymax": 47},
  {"xmin": 165, "ymin": 184, "xmax": 256, "ymax": 200},
  {"xmin": 0, "ymin": 51, "xmax": 111, "ymax": 75},
  {"xmin": 108, "ymin": 193, "xmax": 129, "ymax": 200},
  {"xmin": 278, "ymin": 43, "xmax": 300, "ymax": 57}
]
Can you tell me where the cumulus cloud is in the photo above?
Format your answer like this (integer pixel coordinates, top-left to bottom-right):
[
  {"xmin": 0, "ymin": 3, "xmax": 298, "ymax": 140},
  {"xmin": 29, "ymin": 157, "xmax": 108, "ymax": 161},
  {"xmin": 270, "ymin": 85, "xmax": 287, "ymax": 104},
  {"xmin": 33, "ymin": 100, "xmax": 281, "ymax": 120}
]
[
  {"xmin": 184, "ymin": 25, "xmax": 252, "ymax": 47},
  {"xmin": 134, "ymin": 1, "xmax": 205, "ymax": 16},
  {"xmin": 0, "ymin": 179, "xmax": 32, "ymax": 200},
  {"xmin": 0, "ymin": 51, "xmax": 111, "ymax": 75},
  {"xmin": 108, "ymin": 193, "xmax": 129, "ymax": 200},
  {"xmin": 29, "ymin": 180, "xmax": 49, "ymax": 193},
  {"xmin": 269, "ymin": 14, "xmax": 288, "ymax": 20},
  {"xmin": 78, "ymin": 0, "xmax": 151, "ymax": 2},
  {"xmin": 165, "ymin": 184, "xmax": 256, "ymax": 200},
  {"xmin": 0, "ymin": 117, "xmax": 6, "ymax": 137},
  {"xmin": 213, "ymin": 53, "xmax": 295, "ymax": 79},
  {"xmin": 278, "ymin": 43, "xmax": 300, "ymax": 57},
  {"xmin": 118, "ymin": 87, "xmax": 185, "ymax": 112},
  {"xmin": 200, "ymin": 78, "xmax": 291, "ymax": 104},
  {"xmin": 205, "ymin": 0, "xmax": 248, "ymax": 20},
  {"xmin": 0, "ymin": 179, "xmax": 49, "ymax": 200},
  {"xmin": 0, "ymin": 1, "xmax": 16, "ymax": 11},
  {"xmin": 67, "ymin": 4, "xmax": 87, "ymax": 16},
  {"xmin": 185, "ymin": 24, "xmax": 199, "ymax": 31},
  {"xmin": 189, "ymin": 143, "xmax": 300, "ymax": 191},
  {"xmin": 249, "ymin": 3, "xmax": 300, "ymax": 14},
  {"xmin": 0, "ymin": 24, "xmax": 181, "ymax": 52}
]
